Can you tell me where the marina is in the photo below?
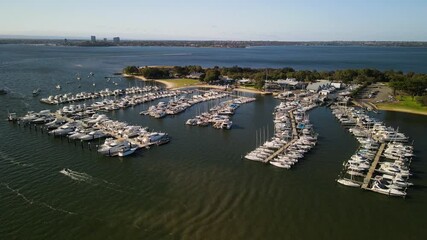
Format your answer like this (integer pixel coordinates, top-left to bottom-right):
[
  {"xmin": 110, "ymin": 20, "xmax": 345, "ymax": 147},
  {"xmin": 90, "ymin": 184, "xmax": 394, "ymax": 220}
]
[
  {"xmin": 11, "ymin": 107, "xmax": 170, "ymax": 157},
  {"xmin": 244, "ymin": 90, "xmax": 318, "ymax": 168},
  {"xmin": 39, "ymin": 86, "xmax": 162, "ymax": 105},
  {"xmin": 332, "ymin": 103, "xmax": 414, "ymax": 197},
  {"xmin": 140, "ymin": 90, "xmax": 229, "ymax": 119},
  {"xmin": 1, "ymin": 45, "xmax": 427, "ymax": 240},
  {"xmin": 185, "ymin": 96, "xmax": 256, "ymax": 129}
]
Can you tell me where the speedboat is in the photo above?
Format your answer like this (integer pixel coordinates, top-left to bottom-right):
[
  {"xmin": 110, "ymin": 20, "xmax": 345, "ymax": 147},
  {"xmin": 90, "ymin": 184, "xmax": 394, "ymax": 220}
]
[{"xmin": 32, "ymin": 88, "xmax": 41, "ymax": 96}]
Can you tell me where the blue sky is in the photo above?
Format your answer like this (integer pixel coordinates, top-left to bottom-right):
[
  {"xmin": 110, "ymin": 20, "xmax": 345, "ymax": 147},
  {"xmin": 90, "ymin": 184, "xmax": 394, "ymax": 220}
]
[{"xmin": 1, "ymin": 0, "xmax": 426, "ymax": 41}]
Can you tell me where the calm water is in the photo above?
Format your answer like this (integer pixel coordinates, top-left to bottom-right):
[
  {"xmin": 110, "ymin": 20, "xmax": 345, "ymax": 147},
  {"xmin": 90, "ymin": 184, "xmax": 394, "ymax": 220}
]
[{"xmin": 0, "ymin": 45, "xmax": 426, "ymax": 240}]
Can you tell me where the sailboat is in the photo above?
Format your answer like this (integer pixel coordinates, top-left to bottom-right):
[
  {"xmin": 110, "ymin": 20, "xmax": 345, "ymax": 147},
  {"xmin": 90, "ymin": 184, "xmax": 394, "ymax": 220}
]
[
  {"xmin": 337, "ymin": 172, "xmax": 361, "ymax": 187},
  {"xmin": 337, "ymin": 178, "xmax": 361, "ymax": 187}
]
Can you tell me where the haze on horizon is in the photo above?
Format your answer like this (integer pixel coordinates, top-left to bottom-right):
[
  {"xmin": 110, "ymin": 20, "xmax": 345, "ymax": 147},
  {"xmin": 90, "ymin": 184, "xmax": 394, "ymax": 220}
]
[{"xmin": 1, "ymin": 0, "xmax": 426, "ymax": 41}]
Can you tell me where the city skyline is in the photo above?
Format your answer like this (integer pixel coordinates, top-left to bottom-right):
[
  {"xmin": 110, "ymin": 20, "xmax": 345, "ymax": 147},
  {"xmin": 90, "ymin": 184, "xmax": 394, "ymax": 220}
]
[{"xmin": 1, "ymin": 0, "xmax": 427, "ymax": 41}]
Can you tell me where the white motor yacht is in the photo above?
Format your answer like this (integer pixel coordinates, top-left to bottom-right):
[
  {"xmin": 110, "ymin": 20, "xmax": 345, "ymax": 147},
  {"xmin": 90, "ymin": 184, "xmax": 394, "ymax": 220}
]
[
  {"xmin": 79, "ymin": 130, "xmax": 108, "ymax": 141},
  {"xmin": 370, "ymin": 181, "xmax": 406, "ymax": 197}
]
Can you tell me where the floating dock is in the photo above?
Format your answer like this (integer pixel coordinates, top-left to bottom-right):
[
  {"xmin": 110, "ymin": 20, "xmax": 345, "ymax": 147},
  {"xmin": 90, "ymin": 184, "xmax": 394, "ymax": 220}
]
[
  {"xmin": 263, "ymin": 108, "xmax": 299, "ymax": 163},
  {"xmin": 361, "ymin": 143, "xmax": 386, "ymax": 189},
  {"xmin": 263, "ymin": 139, "xmax": 297, "ymax": 163}
]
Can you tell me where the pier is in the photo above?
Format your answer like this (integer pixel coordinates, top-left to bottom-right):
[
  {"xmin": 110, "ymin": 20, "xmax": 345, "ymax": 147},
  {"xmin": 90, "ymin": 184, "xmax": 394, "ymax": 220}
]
[
  {"xmin": 361, "ymin": 143, "xmax": 386, "ymax": 189},
  {"xmin": 263, "ymin": 108, "xmax": 299, "ymax": 163},
  {"xmin": 289, "ymin": 109, "xmax": 298, "ymax": 140},
  {"xmin": 263, "ymin": 139, "xmax": 297, "ymax": 163}
]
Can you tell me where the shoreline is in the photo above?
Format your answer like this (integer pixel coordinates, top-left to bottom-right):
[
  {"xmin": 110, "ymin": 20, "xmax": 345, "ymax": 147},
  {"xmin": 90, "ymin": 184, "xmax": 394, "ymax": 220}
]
[
  {"xmin": 375, "ymin": 104, "xmax": 427, "ymax": 116},
  {"xmin": 126, "ymin": 74, "xmax": 269, "ymax": 94}
]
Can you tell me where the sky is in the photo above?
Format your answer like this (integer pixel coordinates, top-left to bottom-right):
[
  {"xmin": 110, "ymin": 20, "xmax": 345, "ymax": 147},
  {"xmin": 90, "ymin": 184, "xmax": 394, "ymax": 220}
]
[{"xmin": 0, "ymin": 0, "xmax": 426, "ymax": 41}]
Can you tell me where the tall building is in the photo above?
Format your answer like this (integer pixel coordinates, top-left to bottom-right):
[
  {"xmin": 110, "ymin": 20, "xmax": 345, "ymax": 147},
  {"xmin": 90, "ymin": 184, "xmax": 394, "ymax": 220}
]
[
  {"xmin": 113, "ymin": 37, "xmax": 120, "ymax": 44},
  {"xmin": 91, "ymin": 36, "xmax": 96, "ymax": 42}
]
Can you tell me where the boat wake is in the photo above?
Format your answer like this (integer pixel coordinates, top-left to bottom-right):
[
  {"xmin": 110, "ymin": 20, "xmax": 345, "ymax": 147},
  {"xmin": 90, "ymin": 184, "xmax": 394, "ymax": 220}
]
[
  {"xmin": 1, "ymin": 182, "xmax": 76, "ymax": 215},
  {"xmin": 0, "ymin": 150, "xmax": 35, "ymax": 168},
  {"xmin": 60, "ymin": 168, "xmax": 131, "ymax": 193}
]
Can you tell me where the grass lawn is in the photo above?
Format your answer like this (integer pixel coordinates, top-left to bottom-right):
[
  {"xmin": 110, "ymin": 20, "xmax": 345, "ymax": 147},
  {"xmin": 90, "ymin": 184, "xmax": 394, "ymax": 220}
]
[
  {"xmin": 239, "ymin": 85, "xmax": 258, "ymax": 90},
  {"xmin": 376, "ymin": 95, "xmax": 427, "ymax": 115},
  {"xmin": 157, "ymin": 78, "xmax": 201, "ymax": 88}
]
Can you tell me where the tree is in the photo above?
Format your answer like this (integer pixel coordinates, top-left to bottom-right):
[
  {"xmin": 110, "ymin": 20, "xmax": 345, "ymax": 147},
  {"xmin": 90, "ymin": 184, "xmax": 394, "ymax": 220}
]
[
  {"xmin": 203, "ymin": 69, "xmax": 220, "ymax": 82},
  {"xmin": 173, "ymin": 66, "xmax": 189, "ymax": 77},
  {"xmin": 123, "ymin": 66, "xmax": 139, "ymax": 75},
  {"xmin": 406, "ymin": 74, "xmax": 427, "ymax": 99},
  {"xmin": 140, "ymin": 67, "xmax": 170, "ymax": 79}
]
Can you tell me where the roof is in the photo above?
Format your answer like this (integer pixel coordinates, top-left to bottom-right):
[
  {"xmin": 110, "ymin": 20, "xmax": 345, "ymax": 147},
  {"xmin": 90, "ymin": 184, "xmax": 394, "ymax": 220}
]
[{"xmin": 306, "ymin": 80, "xmax": 331, "ymax": 91}]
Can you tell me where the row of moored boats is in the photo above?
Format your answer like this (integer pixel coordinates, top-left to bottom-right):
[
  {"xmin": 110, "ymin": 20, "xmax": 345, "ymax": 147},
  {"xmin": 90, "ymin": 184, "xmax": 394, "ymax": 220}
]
[
  {"xmin": 245, "ymin": 91, "xmax": 319, "ymax": 169},
  {"xmin": 10, "ymin": 109, "xmax": 170, "ymax": 157},
  {"xmin": 40, "ymin": 86, "xmax": 161, "ymax": 105},
  {"xmin": 332, "ymin": 104, "xmax": 413, "ymax": 197},
  {"xmin": 140, "ymin": 91, "xmax": 229, "ymax": 119},
  {"xmin": 185, "ymin": 96, "xmax": 255, "ymax": 129}
]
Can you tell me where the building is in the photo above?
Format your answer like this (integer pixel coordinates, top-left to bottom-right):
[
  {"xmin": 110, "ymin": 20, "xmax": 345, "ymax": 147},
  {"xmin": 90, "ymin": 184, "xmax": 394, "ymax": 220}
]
[
  {"xmin": 276, "ymin": 78, "xmax": 305, "ymax": 89},
  {"xmin": 103, "ymin": 38, "xmax": 107, "ymax": 42},
  {"xmin": 186, "ymin": 72, "xmax": 203, "ymax": 79},
  {"xmin": 91, "ymin": 36, "xmax": 96, "ymax": 42},
  {"xmin": 306, "ymin": 80, "xmax": 331, "ymax": 93},
  {"xmin": 238, "ymin": 78, "xmax": 252, "ymax": 85},
  {"xmin": 113, "ymin": 37, "xmax": 120, "ymax": 44},
  {"xmin": 331, "ymin": 82, "xmax": 344, "ymax": 89}
]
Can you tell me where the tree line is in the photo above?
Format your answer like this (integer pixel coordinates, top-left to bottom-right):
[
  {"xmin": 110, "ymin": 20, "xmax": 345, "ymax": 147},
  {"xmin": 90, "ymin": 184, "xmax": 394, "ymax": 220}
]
[{"xmin": 123, "ymin": 65, "xmax": 427, "ymax": 96}]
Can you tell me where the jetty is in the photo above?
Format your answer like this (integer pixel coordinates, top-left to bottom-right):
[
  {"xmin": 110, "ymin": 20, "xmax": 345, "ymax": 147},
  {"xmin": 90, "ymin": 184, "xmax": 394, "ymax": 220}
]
[
  {"xmin": 263, "ymin": 107, "xmax": 300, "ymax": 163},
  {"xmin": 263, "ymin": 139, "xmax": 297, "ymax": 163},
  {"xmin": 289, "ymin": 109, "xmax": 298, "ymax": 139},
  {"xmin": 361, "ymin": 143, "xmax": 386, "ymax": 189},
  {"xmin": 245, "ymin": 91, "xmax": 319, "ymax": 167}
]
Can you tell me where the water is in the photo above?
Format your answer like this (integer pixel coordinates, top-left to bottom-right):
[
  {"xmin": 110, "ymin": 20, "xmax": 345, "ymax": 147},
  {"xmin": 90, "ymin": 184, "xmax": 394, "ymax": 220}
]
[{"xmin": 0, "ymin": 45, "xmax": 426, "ymax": 240}]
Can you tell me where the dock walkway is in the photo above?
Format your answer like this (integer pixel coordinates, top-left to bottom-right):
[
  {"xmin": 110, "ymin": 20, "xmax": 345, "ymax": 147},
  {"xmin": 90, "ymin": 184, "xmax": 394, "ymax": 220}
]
[
  {"xmin": 289, "ymin": 110, "xmax": 298, "ymax": 139},
  {"xmin": 264, "ymin": 108, "xmax": 299, "ymax": 163},
  {"xmin": 263, "ymin": 139, "xmax": 297, "ymax": 163},
  {"xmin": 361, "ymin": 143, "xmax": 386, "ymax": 189}
]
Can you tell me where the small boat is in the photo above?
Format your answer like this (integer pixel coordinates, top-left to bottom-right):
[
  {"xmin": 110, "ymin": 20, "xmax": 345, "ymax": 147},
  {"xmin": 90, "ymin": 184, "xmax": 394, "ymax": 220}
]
[
  {"xmin": 56, "ymin": 84, "xmax": 61, "ymax": 90},
  {"xmin": 270, "ymin": 161, "xmax": 291, "ymax": 169},
  {"xmin": 118, "ymin": 147, "xmax": 138, "ymax": 157},
  {"xmin": 7, "ymin": 112, "xmax": 18, "ymax": 121},
  {"xmin": 32, "ymin": 88, "xmax": 41, "ymax": 96},
  {"xmin": 0, "ymin": 88, "xmax": 8, "ymax": 95},
  {"xmin": 337, "ymin": 178, "xmax": 360, "ymax": 187},
  {"xmin": 156, "ymin": 136, "xmax": 170, "ymax": 146}
]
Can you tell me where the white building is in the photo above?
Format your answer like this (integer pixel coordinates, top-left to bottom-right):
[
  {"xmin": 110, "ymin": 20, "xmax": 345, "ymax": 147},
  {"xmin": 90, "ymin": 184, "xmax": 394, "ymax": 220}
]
[
  {"xmin": 331, "ymin": 82, "xmax": 344, "ymax": 89},
  {"xmin": 306, "ymin": 80, "xmax": 331, "ymax": 93}
]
